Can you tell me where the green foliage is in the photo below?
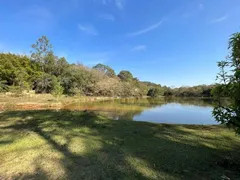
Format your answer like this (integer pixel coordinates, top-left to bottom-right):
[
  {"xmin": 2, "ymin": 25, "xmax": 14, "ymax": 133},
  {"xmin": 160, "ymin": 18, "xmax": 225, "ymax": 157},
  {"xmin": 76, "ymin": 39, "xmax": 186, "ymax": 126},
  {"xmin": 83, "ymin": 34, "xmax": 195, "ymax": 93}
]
[
  {"xmin": 163, "ymin": 86, "xmax": 173, "ymax": 96},
  {"xmin": 55, "ymin": 57, "xmax": 69, "ymax": 77},
  {"xmin": 33, "ymin": 73, "xmax": 58, "ymax": 93},
  {"xmin": 51, "ymin": 80, "xmax": 64, "ymax": 99},
  {"xmin": 0, "ymin": 79, "xmax": 8, "ymax": 92},
  {"xmin": 212, "ymin": 32, "xmax": 240, "ymax": 134},
  {"xmin": 0, "ymin": 36, "xmax": 186, "ymax": 98},
  {"xmin": 147, "ymin": 87, "xmax": 164, "ymax": 98},
  {"xmin": 164, "ymin": 85, "xmax": 214, "ymax": 97},
  {"xmin": 0, "ymin": 53, "xmax": 38, "ymax": 92},
  {"xmin": 118, "ymin": 70, "xmax": 133, "ymax": 81},
  {"xmin": 0, "ymin": 46, "xmax": 164, "ymax": 97},
  {"xmin": 31, "ymin": 36, "xmax": 53, "ymax": 72},
  {"xmin": 43, "ymin": 52, "xmax": 57, "ymax": 75},
  {"xmin": 93, "ymin": 63, "xmax": 116, "ymax": 77}
]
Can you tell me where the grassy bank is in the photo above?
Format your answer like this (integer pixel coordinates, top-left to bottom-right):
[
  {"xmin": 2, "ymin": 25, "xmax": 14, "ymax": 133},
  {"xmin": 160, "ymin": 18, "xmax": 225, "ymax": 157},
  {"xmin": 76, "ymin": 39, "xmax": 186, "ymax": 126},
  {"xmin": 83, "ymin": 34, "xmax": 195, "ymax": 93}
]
[
  {"xmin": 0, "ymin": 93, "xmax": 125, "ymax": 110},
  {"xmin": 0, "ymin": 93, "xmax": 121, "ymax": 104},
  {"xmin": 0, "ymin": 110, "xmax": 240, "ymax": 180}
]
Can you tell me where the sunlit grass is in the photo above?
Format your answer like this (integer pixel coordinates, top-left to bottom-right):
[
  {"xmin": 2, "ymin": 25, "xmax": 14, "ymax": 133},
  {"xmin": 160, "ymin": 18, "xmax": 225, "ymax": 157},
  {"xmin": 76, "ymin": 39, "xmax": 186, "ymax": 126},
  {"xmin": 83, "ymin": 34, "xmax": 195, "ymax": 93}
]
[
  {"xmin": 0, "ymin": 93, "xmax": 124, "ymax": 105},
  {"xmin": 0, "ymin": 93, "xmax": 152, "ymax": 112},
  {"xmin": 0, "ymin": 110, "xmax": 239, "ymax": 180}
]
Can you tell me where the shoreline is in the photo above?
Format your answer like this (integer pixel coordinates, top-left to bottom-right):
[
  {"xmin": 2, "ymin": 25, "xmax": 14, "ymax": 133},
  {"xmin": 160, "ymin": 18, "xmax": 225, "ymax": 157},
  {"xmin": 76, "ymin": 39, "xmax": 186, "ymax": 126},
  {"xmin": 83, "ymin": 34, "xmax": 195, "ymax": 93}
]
[
  {"xmin": 0, "ymin": 93, "xmax": 217, "ymax": 111},
  {"xmin": 0, "ymin": 93, "xmax": 149, "ymax": 111}
]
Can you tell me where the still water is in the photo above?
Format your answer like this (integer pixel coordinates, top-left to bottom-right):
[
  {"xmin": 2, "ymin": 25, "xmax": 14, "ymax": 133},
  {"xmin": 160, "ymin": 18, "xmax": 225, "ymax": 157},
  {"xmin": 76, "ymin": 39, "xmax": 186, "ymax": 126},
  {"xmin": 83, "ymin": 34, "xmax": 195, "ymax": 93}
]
[{"xmin": 64, "ymin": 97, "xmax": 218, "ymax": 125}]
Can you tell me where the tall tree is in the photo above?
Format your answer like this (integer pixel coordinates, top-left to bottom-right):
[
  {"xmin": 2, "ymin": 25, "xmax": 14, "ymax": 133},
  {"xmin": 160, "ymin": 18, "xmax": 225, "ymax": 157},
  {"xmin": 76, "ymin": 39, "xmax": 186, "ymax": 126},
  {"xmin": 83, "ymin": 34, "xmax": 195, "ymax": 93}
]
[
  {"xmin": 31, "ymin": 36, "xmax": 53, "ymax": 72},
  {"xmin": 93, "ymin": 63, "xmax": 116, "ymax": 77},
  {"xmin": 118, "ymin": 70, "xmax": 133, "ymax": 81},
  {"xmin": 212, "ymin": 32, "xmax": 240, "ymax": 134}
]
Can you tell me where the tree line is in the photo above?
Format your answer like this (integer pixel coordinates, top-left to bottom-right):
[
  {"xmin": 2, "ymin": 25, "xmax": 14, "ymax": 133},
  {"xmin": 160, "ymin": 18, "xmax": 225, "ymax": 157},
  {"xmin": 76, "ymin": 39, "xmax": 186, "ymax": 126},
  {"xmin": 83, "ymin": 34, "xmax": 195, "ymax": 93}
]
[
  {"xmin": 0, "ymin": 36, "xmax": 165, "ymax": 97},
  {"xmin": 163, "ymin": 85, "xmax": 215, "ymax": 97},
  {"xmin": 0, "ymin": 36, "xmax": 215, "ymax": 98},
  {"xmin": 0, "ymin": 33, "xmax": 239, "ymax": 134}
]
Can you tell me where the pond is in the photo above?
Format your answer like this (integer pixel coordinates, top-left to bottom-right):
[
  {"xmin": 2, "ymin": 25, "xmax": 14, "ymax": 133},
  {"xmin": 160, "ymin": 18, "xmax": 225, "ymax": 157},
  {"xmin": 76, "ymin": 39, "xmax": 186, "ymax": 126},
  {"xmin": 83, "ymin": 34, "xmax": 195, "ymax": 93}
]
[{"xmin": 63, "ymin": 97, "xmax": 218, "ymax": 125}]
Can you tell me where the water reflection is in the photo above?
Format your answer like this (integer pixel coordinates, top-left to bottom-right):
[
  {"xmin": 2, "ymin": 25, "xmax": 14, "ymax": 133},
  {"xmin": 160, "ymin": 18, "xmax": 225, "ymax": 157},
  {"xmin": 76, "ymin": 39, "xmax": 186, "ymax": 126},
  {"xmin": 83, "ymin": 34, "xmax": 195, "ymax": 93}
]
[
  {"xmin": 134, "ymin": 103, "xmax": 216, "ymax": 124},
  {"xmin": 1, "ymin": 97, "xmax": 218, "ymax": 125},
  {"xmin": 64, "ymin": 97, "xmax": 217, "ymax": 125}
]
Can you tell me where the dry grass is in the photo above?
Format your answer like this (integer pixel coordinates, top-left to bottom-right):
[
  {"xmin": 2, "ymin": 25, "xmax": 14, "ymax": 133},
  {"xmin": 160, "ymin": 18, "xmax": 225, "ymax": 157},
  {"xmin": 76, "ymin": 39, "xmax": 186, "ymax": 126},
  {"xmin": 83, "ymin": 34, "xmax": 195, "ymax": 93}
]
[{"xmin": 0, "ymin": 93, "xmax": 124, "ymax": 111}]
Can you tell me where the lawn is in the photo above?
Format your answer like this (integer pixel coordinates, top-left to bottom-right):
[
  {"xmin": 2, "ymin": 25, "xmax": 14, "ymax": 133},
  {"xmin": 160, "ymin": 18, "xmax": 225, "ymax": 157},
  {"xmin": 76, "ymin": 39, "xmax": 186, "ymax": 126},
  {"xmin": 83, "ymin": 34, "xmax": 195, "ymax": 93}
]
[{"xmin": 0, "ymin": 110, "xmax": 240, "ymax": 180}]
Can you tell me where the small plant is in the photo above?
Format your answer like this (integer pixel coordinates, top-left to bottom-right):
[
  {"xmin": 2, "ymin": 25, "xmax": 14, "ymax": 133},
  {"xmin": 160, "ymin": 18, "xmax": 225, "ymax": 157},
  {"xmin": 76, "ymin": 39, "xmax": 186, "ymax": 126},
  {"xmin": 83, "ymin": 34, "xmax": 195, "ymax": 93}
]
[{"xmin": 51, "ymin": 81, "xmax": 64, "ymax": 100}]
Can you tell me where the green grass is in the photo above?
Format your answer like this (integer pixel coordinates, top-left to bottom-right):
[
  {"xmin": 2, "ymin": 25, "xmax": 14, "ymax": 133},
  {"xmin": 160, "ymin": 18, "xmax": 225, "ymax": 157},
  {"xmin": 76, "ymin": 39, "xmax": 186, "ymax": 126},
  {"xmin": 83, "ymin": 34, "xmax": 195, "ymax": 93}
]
[
  {"xmin": 0, "ymin": 93, "xmax": 122, "ymax": 106},
  {"xmin": 0, "ymin": 110, "xmax": 240, "ymax": 180}
]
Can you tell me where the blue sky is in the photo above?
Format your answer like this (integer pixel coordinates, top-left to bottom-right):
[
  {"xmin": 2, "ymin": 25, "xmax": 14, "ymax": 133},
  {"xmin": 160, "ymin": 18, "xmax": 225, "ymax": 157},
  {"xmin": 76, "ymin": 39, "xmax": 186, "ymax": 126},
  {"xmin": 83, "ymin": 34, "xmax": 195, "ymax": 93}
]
[{"xmin": 0, "ymin": 0, "xmax": 239, "ymax": 87}]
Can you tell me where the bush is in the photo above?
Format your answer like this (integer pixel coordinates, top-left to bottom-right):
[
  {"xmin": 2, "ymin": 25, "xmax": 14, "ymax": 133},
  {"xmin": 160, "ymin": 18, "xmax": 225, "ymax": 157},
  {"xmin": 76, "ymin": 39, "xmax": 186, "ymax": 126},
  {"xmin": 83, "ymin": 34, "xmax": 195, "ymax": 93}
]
[
  {"xmin": 51, "ymin": 81, "xmax": 64, "ymax": 99},
  {"xmin": 147, "ymin": 88, "xmax": 164, "ymax": 98}
]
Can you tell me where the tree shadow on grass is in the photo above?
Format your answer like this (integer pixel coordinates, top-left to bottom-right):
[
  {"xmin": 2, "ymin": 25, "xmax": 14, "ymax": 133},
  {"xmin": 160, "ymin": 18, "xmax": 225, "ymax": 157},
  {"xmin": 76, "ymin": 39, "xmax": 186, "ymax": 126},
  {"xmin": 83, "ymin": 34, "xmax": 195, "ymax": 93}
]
[
  {"xmin": 12, "ymin": 166, "xmax": 49, "ymax": 180},
  {"xmin": 0, "ymin": 110, "xmax": 240, "ymax": 180}
]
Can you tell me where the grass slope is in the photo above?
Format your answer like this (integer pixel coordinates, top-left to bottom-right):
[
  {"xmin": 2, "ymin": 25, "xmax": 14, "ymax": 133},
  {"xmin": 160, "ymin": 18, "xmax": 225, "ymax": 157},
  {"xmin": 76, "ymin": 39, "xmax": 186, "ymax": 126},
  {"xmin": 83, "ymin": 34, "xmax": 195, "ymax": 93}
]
[{"xmin": 0, "ymin": 110, "xmax": 240, "ymax": 180}]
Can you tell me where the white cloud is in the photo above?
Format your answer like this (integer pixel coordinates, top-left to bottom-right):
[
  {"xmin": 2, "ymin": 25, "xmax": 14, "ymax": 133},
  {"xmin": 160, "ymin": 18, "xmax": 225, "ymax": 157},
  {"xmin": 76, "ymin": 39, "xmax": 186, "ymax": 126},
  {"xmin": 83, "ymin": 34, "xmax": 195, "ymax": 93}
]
[
  {"xmin": 132, "ymin": 45, "xmax": 147, "ymax": 51},
  {"xmin": 128, "ymin": 20, "xmax": 164, "ymax": 37},
  {"xmin": 210, "ymin": 15, "xmax": 228, "ymax": 23},
  {"xmin": 78, "ymin": 24, "xmax": 98, "ymax": 35},
  {"xmin": 99, "ymin": 13, "xmax": 115, "ymax": 21}
]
